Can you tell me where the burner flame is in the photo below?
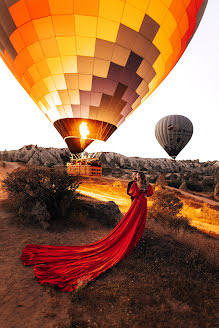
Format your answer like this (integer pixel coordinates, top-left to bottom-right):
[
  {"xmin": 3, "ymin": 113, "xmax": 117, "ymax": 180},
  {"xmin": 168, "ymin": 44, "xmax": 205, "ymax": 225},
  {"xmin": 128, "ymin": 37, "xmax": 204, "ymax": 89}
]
[{"xmin": 79, "ymin": 122, "xmax": 89, "ymax": 140}]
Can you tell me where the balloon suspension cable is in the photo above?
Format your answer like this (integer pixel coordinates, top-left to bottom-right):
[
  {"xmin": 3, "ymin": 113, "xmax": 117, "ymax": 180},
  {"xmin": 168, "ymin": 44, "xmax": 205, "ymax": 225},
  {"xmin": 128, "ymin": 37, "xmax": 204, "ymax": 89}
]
[
  {"xmin": 70, "ymin": 152, "xmax": 89, "ymax": 161},
  {"xmin": 70, "ymin": 153, "xmax": 81, "ymax": 160}
]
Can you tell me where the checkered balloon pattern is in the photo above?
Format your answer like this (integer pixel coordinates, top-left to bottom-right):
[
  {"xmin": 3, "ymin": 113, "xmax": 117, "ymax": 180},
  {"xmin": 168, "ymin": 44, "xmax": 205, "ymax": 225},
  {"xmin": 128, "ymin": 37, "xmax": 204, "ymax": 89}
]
[{"xmin": 0, "ymin": 0, "xmax": 207, "ymax": 153}]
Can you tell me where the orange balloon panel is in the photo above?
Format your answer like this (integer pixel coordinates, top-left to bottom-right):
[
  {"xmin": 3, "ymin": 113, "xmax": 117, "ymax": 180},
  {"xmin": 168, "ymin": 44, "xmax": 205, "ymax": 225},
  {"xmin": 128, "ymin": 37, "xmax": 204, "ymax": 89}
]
[{"xmin": 0, "ymin": 0, "xmax": 207, "ymax": 153}]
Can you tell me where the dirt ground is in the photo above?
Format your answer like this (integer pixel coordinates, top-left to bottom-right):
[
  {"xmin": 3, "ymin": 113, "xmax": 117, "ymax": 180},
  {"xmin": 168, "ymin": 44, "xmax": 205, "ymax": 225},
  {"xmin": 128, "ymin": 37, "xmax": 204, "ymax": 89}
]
[
  {"xmin": 0, "ymin": 163, "xmax": 218, "ymax": 328},
  {"xmin": 0, "ymin": 162, "xmax": 111, "ymax": 327},
  {"xmin": 0, "ymin": 199, "xmax": 113, "ymax": 328}
]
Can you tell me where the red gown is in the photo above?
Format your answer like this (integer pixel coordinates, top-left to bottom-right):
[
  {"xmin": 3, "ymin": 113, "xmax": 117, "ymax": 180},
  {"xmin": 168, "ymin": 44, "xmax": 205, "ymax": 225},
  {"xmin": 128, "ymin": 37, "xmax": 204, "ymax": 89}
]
[{"xmin": 21, "ymin": 183, "xmax": 153, "ymax": 292}]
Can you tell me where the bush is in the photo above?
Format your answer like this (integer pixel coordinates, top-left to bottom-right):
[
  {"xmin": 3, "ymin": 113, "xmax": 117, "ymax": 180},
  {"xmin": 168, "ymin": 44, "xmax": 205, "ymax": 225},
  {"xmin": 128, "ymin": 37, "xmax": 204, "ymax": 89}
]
[
  {"xmin": 150, "ymin": 190, "xmax": 183, "ymax": 218},
  {"xmin": 186, "ymin": 181, "xmax": 204, "ymax": 192},
  {"xmin": 148, "ymin": 175, "xmax": 158, "ymax": 183},
  {"xmin": 167, "ymin": 181, "xmax": 180, "ymax": 189},
  {"xmin": 2, "ymin": 167, "xmax": 80, "ymax": 228},
  {"xmin": 148, "ymin": 189, "xmax": 190, "ymax": 230}
]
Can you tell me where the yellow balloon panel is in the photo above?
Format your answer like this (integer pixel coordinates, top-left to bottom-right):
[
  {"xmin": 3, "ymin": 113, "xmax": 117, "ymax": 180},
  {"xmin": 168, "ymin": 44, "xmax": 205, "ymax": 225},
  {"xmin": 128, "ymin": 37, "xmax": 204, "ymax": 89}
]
[{"xmin": 0, "ymin": 0, "xmax": 207, "ymax": 153}]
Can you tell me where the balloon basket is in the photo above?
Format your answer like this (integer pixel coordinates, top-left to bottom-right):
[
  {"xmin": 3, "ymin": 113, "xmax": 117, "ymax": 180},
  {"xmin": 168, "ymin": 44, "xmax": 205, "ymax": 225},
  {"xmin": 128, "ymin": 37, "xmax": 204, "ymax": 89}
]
[{"xmin": 66, "ymin": 155, "xmax": 102, "ymax": 177}]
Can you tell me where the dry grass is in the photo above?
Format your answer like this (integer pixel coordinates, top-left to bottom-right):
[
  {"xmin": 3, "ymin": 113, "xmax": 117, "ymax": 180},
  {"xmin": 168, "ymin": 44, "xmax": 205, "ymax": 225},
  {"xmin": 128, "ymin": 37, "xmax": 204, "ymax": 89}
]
[
  {"xmin": 67, "ymin": 228, "xmax": 218, "ymax": 328},
  {"xmin": 147, "ymin": 218, "xmax": 218, "ymax": 267},
  {"xmin": 177, "ymin": 197, "xmax": 219, "ymax": 236},
  {"xmin": 180, "ymin": 201, "xmax": 219, "ymax": 226},
  {"xmin": 0, "ymin": 168, "xmax": 218, "ymax": 327},
  {"xmin": 64, "ymin": 185, "xmax": 218, "ymax": 327}
]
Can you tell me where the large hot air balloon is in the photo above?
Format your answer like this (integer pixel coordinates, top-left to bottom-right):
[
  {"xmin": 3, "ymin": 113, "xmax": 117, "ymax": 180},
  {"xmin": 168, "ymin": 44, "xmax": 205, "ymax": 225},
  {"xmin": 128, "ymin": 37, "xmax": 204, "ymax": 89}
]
[
  {"xmin": 155, "ymin": 115, "xmax": 193, "ymax": 159},
  {"xmin": 0, "ymin": 0, "xmax": 207, "ymax": 153}
]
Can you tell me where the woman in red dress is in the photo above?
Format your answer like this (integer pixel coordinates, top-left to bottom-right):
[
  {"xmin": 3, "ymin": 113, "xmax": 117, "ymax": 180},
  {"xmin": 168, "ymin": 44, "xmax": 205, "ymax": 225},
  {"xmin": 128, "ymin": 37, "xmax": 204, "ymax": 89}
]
[{"xmin": 21, "ymin": 172, "xmax": 153, "ymax": 292}]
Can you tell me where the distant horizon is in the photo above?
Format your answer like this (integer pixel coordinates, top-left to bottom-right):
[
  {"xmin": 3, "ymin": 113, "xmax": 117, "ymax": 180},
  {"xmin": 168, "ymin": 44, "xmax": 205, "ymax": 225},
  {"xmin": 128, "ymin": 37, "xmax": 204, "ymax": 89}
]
[{"xmin": 1, "ymin": 143, "xmax": 218, "ymax": 163}]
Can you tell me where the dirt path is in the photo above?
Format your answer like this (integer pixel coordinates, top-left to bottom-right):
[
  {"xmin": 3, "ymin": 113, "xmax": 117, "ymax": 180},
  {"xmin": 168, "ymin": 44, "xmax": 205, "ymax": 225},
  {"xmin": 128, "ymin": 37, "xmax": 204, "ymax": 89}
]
[
  {"xmin": 78, "ymin": 186, "xmax": 131, "ymax": 214},
  {"xmin": 0, "ymin": 201, "xmax": 110, "ymax": 328},
  {"xmin": 78, "ymin": 183, "xmax": 218, "ymax": 236},
  {"xmin": 166, "ymin": 186, "xmax": 219, "ymax": 207}
]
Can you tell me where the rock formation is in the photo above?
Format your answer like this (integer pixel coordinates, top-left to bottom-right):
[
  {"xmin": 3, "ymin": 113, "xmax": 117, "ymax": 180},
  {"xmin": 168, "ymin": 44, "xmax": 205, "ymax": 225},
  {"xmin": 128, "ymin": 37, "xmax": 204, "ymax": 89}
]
[
  {"xmin": 0, "ymin": 146, "xmax": 217, "ymax": 194},
  {"xmin": 0, "ymin": 145, "xmax": 70, "ymax": 166},
  {"xmin": 155, "ymin": 174, "xmax": 167, "ymax": 186},
  {"xmin": 214, "ymin": 162, "xmax": 219, "ymax": 200},
  {"xmin": 179, "ymin": 181, "xmax": 187, "ymax": 190}
]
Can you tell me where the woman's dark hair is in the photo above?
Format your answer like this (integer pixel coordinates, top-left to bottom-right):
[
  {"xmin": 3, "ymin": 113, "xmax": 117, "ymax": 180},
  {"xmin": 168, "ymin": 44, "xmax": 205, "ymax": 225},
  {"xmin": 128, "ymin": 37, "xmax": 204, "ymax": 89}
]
[{"xmin": 138, "ymin": 172, "xmax": 148, "ymax": 192}]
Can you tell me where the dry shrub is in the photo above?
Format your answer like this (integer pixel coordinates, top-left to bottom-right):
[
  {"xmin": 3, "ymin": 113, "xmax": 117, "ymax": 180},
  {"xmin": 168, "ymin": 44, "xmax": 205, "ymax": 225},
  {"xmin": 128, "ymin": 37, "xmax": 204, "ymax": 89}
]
[
  {"xmin": 2, "ymin": 167, "xmax": 80, "ymax": 228},
  {"xmin": 150, "ymin": 189, "xmax": 183, "ymax": 217},
  {"xmin": 148, "ymin": 189, "xmax": 190, "ymax": 230}
]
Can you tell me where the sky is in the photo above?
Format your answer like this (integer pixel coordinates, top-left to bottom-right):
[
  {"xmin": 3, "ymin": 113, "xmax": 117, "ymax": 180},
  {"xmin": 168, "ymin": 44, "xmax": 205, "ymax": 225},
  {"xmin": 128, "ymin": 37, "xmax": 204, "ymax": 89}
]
[{"xmin": 0, "ymin": 1, "xmax": 218, "ymax": 162}]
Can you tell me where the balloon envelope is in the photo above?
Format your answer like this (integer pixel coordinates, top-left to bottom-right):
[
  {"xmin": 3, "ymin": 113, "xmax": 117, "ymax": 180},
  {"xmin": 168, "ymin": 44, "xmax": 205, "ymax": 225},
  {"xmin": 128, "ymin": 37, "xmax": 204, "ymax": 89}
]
[
  {"xmin": 0, "ymin": 0, "xmax": 207, "ymax": 153},
  {"xmin": 155, "ymin": 115, "xmax": 193, "ymax": 159}
]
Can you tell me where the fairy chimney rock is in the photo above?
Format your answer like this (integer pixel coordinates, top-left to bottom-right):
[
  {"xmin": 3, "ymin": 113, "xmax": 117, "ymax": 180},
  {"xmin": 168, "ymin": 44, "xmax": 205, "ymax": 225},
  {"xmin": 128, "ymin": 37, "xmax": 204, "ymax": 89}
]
[
  {"xmin": 179, "ymin": 181, "xmax": 187, "ymax": 190},
  {"xmin": 156, "ymin": 173, "xmax": 167, "ymax": 186}
]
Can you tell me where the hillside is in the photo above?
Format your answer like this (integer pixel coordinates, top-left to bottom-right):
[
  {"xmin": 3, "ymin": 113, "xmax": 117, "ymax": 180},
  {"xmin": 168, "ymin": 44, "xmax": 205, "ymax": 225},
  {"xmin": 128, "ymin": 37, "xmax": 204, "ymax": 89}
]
[
  {"xmin": 0, "ymin": 145, "xmax": 216, "ymax": 174},
  {"xmin": 0, "ymin": 145, "xmax": 70, "ymax": 166},
  {"xmin": 0, "ymin": 145, "xmax": 218, "ymax": 196},
  {"xmin": 0, "ymin": 166, "xmax": 218, "ymax": 328}
]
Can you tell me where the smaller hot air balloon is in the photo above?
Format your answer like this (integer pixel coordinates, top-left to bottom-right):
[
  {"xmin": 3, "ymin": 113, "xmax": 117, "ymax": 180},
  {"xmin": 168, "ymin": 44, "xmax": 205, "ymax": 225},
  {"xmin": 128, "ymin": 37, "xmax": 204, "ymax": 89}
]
[{"xmin": 155, "ymin": 115, "xmax": 193, "ymax": 159}]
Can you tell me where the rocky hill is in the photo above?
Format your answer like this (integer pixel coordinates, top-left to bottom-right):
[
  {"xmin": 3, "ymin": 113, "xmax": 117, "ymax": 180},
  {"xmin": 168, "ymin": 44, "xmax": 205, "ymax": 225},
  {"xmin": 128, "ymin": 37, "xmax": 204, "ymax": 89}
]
[
  {"xmin": 89, "ymin": 151, "xmax": 215, "ymax": 175},
  {"xmin": 0, "ymin": 145, "xmax": 70, "ymax": 167},
  {"xmin": 0, "ymin": 145, "xmax": 218, "ymax": 196},
  {"xmin": 88, "ymin": 152, "xmax": 218, "ymax": 195}
]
